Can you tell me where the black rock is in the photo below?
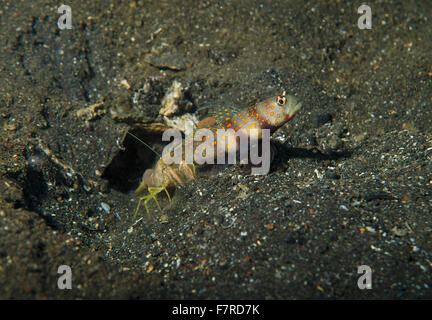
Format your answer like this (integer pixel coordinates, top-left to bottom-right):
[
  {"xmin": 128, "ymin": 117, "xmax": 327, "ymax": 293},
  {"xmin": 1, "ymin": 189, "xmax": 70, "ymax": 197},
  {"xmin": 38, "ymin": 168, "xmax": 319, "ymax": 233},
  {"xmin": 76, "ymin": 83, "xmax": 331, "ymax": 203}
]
[
  {"xmin": 364, "ymin": 192, "xmax": 393, "ymax": 201},
  {"xmin": 325, "ymin": 171, "xmax": 341, "ymax": 179},
  {"xmin": 313, "ymin": 113, "xmax": 333, "ymax": 127}
]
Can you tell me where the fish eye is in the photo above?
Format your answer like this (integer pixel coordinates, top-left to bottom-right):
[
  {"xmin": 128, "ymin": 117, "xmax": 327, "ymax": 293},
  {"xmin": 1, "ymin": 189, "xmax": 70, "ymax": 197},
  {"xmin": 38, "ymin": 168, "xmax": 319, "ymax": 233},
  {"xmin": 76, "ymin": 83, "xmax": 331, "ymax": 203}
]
[{"xmin": 276, "ymin": 96, "xmax": 286, "ymax": 106}]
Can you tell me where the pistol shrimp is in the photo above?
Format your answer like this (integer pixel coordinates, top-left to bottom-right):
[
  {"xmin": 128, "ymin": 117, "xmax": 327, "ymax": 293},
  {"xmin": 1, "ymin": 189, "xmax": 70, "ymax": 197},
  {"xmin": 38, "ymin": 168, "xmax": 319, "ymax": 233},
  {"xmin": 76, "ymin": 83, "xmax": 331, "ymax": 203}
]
[{"xmin": 133, "ymin": 91, "xmax": 302, "ymax": 217}]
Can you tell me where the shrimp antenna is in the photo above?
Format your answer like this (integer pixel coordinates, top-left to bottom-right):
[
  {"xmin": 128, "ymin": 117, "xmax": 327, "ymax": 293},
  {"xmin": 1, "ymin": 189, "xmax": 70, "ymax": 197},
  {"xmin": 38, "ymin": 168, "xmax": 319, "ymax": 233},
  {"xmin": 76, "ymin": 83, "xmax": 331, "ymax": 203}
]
[
  {"xmin": 87, "ymin": 102, "xmax": 162, "ymax": 158},
  {"xmin": 126, "ymin": 131, "xmax": 161, "ymax": 158}
]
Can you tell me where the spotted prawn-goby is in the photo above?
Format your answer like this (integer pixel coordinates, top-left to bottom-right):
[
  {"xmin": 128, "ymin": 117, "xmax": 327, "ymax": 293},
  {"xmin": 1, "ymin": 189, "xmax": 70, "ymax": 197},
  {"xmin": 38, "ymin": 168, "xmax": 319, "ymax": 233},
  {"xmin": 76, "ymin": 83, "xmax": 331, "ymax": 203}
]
[{"xmin": 134, "ymin": 91, "xmax": 302, "ymax": 217}]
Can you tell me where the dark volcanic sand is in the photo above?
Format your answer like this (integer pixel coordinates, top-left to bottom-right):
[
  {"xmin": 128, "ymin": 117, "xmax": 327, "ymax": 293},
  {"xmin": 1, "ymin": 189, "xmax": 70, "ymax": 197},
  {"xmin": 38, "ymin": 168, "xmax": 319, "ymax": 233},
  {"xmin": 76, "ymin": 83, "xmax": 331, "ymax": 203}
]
[{"xmin": 0, "ymin": 0, "xmax": 431, "ymax": 299}]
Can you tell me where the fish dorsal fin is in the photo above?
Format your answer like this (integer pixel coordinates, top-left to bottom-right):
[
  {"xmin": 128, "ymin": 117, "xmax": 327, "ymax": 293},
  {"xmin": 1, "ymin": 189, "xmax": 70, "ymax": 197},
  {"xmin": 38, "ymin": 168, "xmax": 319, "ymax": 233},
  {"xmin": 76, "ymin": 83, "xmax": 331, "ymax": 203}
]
[{"xmin": 196, "ymin": 105, "xmax": 243, "ymax": 130}]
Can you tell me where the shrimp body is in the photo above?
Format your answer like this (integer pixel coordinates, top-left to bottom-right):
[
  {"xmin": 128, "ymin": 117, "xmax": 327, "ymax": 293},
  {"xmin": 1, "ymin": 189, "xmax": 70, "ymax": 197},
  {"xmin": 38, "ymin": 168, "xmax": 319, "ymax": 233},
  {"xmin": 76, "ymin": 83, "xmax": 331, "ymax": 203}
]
[
  {"xmin": 135, "ymin": 157, "xmax": 196, "ymax": 217},
  {"xmin": 135, "ymin": 91, "xmax": 301, "ymax": 216}
]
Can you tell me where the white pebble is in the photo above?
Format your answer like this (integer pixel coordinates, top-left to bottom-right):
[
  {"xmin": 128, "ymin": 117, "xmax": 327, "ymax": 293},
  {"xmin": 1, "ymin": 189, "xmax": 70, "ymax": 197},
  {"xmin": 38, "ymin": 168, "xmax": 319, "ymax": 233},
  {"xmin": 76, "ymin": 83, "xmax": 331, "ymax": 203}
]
[{"xmin": 100, "ymin": 202, "xmax": 110, "ymax": 213}]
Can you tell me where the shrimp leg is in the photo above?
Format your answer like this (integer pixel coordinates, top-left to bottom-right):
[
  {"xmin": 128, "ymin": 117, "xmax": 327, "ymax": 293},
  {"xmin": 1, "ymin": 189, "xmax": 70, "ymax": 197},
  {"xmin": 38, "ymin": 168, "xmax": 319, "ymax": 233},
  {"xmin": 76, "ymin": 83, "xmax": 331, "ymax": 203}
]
[{"xmin": 134, "ymin": 186, "xmax": 164, "ymax": 218}]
